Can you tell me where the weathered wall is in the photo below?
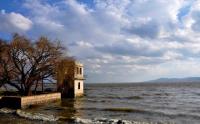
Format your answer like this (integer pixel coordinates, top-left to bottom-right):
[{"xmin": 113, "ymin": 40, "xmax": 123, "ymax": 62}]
[
  {"xmin": 56, "ymin": 60, "xmax": 84, "ymax": 98},
  {"xmin": 74, "ymin": 80, "xmax": 84, "ymax": 97},
  {"xmin": 1, "ymin": 93, "xmax": 61, "ymax": 109}
]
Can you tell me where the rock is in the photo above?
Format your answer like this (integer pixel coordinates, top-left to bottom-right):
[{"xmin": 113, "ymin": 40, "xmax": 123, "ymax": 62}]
[{"xmin": 117, "ymin": 120, "xmax": 123, "ymax": 124}]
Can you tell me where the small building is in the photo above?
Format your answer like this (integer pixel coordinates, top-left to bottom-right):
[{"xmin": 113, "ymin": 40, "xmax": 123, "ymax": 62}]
[
  {"xmin": 56, "ymin": 59, "xmax": 84, "ymax": 98},
  {"xmin": 73, "ymin": 61, "xmax": 84, "ymax": 97}
]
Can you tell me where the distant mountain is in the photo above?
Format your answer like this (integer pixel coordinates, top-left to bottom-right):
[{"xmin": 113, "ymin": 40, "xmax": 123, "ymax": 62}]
[{"xmin": 148, "ymin": 77, "xmax": 200, "ymax": 83}]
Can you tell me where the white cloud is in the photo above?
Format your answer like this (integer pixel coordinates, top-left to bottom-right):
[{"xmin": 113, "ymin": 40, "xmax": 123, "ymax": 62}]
[
  {"xmin": 2, "ymin": 0, "xmax": 200, "ymax": 82},
  {"xmin": 66, "ymin": 0, "xmax": 90, "ymax": 15},
  {"xmin": 24, "ymin": 0, "xmax": 200, "ymax": 81},
  {"xmin": 75, "ymin": 41, "xmax": 93, "ymax": 48},
  {"xmin": 0, "ymin": 10, "xmax": 32, "ymax": 33}
]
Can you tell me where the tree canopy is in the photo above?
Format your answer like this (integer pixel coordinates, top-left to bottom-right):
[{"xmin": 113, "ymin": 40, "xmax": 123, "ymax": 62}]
[{"xmin": 0, "ymin": 34, "xmax": 73, "ymax": 96}]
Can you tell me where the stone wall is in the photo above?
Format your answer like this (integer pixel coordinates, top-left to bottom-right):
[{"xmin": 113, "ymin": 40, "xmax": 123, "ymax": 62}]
[
  {"xmin": 0, "ymin": 93, "xmax": 61, "ymax": 109},
  {"xmin": 21, "ymin": 93, "xmax": 61, "ymax": 108}
]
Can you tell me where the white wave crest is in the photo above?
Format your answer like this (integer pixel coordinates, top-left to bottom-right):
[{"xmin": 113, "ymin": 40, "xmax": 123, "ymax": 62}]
[
  {"xmin": 0, "ymin": 108, "xmax": 16, "ymax": 114},
  {"xmin": 74, "ymin": 117, "xmax": 152, "ymax": 124},
  {"xmin": 16, "ymin": 109, "xmax": 59, "ymax": 121}
]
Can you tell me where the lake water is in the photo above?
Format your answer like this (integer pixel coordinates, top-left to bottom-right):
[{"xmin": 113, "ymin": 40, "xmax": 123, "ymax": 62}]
[{"xmin": 1, "ymin": 82, "xmax": 200, "ymax": 124}]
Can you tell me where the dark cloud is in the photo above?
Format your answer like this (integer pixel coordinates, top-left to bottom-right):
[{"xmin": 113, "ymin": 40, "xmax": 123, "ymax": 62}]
[
  {"xmin": 95, "ymin": 41, "xmax": 164, "ymax": 57},
  {"xmin": 192, "ymin": 23, "xmax": 200, "ymax": 32},
  {"xmin": 191, "ymin": 10, "xmax": 200, "ymax": 32},
  {"xmin": 122, "ymin": 20, "xmax": 160, "ymax": 39}
]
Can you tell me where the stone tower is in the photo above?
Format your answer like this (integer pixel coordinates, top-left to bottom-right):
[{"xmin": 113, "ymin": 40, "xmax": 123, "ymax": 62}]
[
  {"xmin": 73, "ymin": 61, "xmax": 84, "ymax": 97},
  {"xmin": 57, "ymin": 60, "xmax": 84, "ymax": 98}
]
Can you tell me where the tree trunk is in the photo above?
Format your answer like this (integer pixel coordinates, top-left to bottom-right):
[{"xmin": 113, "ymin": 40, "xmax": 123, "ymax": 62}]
[
  {"xmin": 34, "ymin": 80, "xmax": 39, "ymax": 94},
  {"xmin": 42, "ymin": 79, "xmax": 44, "ymax": 92},
  {"xmin": 24, "ymin": 87, "xmax": 32, "ymax": 96}
]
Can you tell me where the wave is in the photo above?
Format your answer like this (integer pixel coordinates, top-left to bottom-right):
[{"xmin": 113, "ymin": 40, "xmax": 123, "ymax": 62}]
[
  {"xmin": 0, "ymin": 108, "xmax": 16, "ymax": 114},
  {"xmin": 125, "ymin": 96, "xmax": 143, "ymax": 99},
  {"xmin": 0, "ymin": 108, "xmax": 59, "ymax": 121},
  {"xmin": 141, "ymin": 93, "xmax": 170, "ymax": 96},
  {"xmin": 87, "ymin": 95, "xmax": 143, "ymax": 100},
  {"xmin": 87, "ymin": 98, "xmax": 107, "ymax": 103},
  {"xmin": 74, "ymin": 117, "xmax": 155, "ymax": 124},
  {"xmin": 78, "ymin": 107, "xmax": 200, "ymax": 120},
  {"xmin": 78, "ymin": 107, "xmax": 149, "ymax": 114},
  {"xmin": 1, "ymin": 107, "xmax": 200, "ymax": 123},
  {"xmin": 16, "ymin": 109, "xmax": 59, "ymax": 121},
  {"xmin": 103, "ymin": 108, "xmax": 145, "ymax": 113},
  {"xmin": 78, "ymin": 107, "xmax": 149, "ymax": 113},
  {"xmin": 105, "ymin": 108, "xmax": 200, "ymax": 119},
  {"xmin": 104, "ymin": 107, "xmax": 200, "ymax": 119}
]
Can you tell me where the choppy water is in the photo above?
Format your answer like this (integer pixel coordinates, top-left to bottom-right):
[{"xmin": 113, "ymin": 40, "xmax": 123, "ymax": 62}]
[{"xmin": 1, "ymin": 82, "xmax": 200, "ymax": 124}]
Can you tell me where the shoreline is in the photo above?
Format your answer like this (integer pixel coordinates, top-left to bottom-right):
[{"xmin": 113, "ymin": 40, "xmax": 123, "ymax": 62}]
[{"xmin": 0, "ymin": 107, "xmax": 165, "ymax": 124}]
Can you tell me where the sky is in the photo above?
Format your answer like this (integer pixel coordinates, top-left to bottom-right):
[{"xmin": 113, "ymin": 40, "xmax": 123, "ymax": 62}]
[{"xmin": 1, "ymin": 0, "xmax": 200, "ymax": 83}]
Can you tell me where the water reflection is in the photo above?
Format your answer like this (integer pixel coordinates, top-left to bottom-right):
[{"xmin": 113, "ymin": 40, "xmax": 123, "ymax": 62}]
[
  {"xmin": 19, "ymin": 98, "xmax": 86, "ymax": 123},
  {"xmin": 56, "ymin": 98, "xmax": 85, "ymax": 123}
]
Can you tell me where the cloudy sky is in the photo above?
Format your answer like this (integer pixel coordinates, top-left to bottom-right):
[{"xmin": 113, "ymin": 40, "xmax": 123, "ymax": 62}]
[{"xmin": 1, "ymin": 0, "xmax": 200, "ymax": 83}]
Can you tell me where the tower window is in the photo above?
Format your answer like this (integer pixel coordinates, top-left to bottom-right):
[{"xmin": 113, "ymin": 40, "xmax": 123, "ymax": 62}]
[
  {"xmin": 78, "ymin": 82, "xmax": 81, "ymax": 89},
  {"xmin": 76, "ymin": 67, "xmax": 79, "ymax": 74},
  {"xmin": 80, "ymin": 68, "xmax": 82, "ymax": 75}
]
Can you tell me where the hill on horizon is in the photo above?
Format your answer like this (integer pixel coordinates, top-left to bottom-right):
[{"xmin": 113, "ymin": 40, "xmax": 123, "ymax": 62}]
[{"xmin": 147, "ymin": 77, "xmax": 200, "ymax": 83}]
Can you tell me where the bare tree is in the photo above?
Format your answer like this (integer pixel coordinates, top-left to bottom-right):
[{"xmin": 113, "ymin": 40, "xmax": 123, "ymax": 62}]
[
  {"xmin": 0, "ymin": 39, "xmax": 15, "ymax": 88},
  {"xmin": 0, "ymin": 34, "xmax": 66, "ymax": 96}
]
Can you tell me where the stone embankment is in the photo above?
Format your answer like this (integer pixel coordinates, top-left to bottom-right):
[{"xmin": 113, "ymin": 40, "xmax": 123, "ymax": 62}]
[{"xmin": 0, "ymin": 93, "xmax": 61, "ymax": 109}]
